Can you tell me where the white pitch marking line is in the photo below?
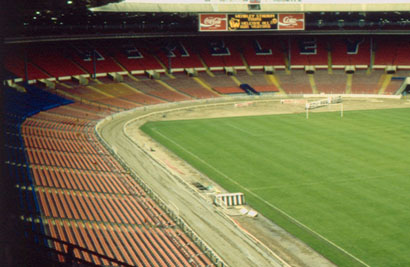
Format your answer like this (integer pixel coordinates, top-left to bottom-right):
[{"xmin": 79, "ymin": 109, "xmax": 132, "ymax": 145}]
[
  {"xmin": 152, "ymin": 127, "xmax": 370, "ymax": 267},
  {"xmin": 152, "ymin": 128, "xmax": 289, "ymax": 266},
  {"xmin": 225, "ymin": 122, "xmax": 255, "ymax": 136},
  {"xmin": 225, "ymin": 122, "xmax": 276, "ymax": 138},
  {"xmin": 250, "ymin": 173, "xmax": 400, "ymax": 191}
]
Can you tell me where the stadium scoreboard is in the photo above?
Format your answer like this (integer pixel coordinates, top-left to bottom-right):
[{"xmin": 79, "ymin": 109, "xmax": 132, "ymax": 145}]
[
  {"xmin": 199, "ymin": 13, "xmax": 304, "ymax": 32},
  {"xmin": 228, "ymin": 14, "xmax": 278, "ymax": 31}
]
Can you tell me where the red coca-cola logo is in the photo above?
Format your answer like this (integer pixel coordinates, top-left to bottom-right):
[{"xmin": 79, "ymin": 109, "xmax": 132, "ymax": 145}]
[
  {"xmin": 282, "ymin": 16, "xmax": 298, "ymax": 26},
  {"xmin": 278, "ymin": 13, "xmax": 305, "ymax": 30},
  {"xmin": 199, "ymin": 14, "xmax": 227, "ymax": 31},
  {"xmin": 203, "ymin": 17, "xmax": 224, "ymax": 27}
]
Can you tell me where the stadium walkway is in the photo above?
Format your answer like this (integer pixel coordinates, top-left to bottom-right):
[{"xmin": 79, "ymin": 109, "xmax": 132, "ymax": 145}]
[{"xmin": 98, "ymin": 100, "xmax": 336, "ymax": 267}]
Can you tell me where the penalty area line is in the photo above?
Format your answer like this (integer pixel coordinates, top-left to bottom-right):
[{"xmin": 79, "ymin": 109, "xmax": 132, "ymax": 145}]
[
  {"xmin": 151, "ymin": 128, "xmax": 369, "ymax": 266},
  {"xmin": 225, "ymin": 122, "xmax": 256, "ymax": 136},
  {"xmin": 152, "ymin": 128, "xmax": 370, "ymax": 267},
  {"xmin": 250, "ymin": 173, "xmax": 397, "ymax": 191}
]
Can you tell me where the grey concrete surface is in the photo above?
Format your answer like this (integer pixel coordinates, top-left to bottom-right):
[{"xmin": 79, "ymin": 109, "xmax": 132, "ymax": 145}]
[{"xmin": 97, "ymin": 103, "xmax": 284, "ymax": 267}]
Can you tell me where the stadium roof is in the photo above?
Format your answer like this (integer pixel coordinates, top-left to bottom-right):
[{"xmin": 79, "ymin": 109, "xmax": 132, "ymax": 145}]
[{"xmin": 90, "ymin": 0, "xmax": 410, "ymax": 13}]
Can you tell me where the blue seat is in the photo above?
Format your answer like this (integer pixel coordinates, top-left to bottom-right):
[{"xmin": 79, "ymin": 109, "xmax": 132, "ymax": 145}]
[{"xmin": 3, "ymin": 84, "xmax": 73, "ymax": 240}]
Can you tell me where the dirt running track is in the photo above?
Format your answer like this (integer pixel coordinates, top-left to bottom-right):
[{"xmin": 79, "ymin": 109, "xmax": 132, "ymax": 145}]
[{"xmin": 97, "ymin": 96, "xmax": 409, "ymax": 267}]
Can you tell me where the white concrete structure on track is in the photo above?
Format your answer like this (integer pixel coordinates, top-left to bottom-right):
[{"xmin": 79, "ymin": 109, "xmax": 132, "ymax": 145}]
[{"xmin": 96, "ymin": 100, "xmax": 284, "ymax": 267}]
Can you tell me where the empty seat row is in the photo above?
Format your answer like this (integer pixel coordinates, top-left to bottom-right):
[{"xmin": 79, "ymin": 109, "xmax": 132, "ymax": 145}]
[
  {"xmin": 46, "ymin": 219, "xmax": 213, "ymax": 266},
  {"xmin": 38, "ymin": 186, "xmax": 173, "ymax": 227},
  {"xmin": 23, "ymin": 135, "xmax": 103, "ymax": 155},
  {"xmin": 164, "ymin": 75, "xmax": 220, "ymax": 99},
  {"xmin": 165, "ymin": 228, "xmax": 214, "ymax": 267},
  {"xmin": 129, "ymin": 80, "xmax": 192, "ymax": 102},
  {"xmin": 21, "ymin": 126, "xmax": 96, "ymax": 142},
  {"xmin": 32, "ymin": 166, "xmax": 144, "ymax": 196},
  {"xmin": 6, "ymin": 37, "xmax": 410, "ymax": 83},
  {"xmin": 24, "ymin": 117, "xmax": 91, "ymax": 132},
  {"xmin": 26, "ymin": 148, "xmax": 117, "ymax": 172},
  {"xmin": 6, "ymin": 84, "xmax": 213, "ymax": 266}
]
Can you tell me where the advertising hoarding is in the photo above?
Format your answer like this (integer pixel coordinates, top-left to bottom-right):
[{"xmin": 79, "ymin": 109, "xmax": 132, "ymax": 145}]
[{"xmin": 199, "ymin": 13, "xmax": 304, "ymax": 31}]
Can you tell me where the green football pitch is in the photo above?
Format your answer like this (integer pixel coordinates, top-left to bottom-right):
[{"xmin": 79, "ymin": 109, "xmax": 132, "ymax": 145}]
[{"xmin": 141, "ymin": 107, "xmax": 410, "ymax": 267}]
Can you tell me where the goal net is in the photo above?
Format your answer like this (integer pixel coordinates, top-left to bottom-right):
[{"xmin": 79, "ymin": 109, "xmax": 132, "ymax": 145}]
[{"xmin": 305, "ymin": 96, "xmax": 342, "ymax": 110}]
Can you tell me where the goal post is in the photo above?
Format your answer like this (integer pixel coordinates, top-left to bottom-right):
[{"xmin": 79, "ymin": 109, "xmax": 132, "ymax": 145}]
[
  {"xmin": 305, "ymin": 96, "xmax": 343, "ymax": 119},
  {"xmin": 306, "ymin": 102, "xmax": 309, "ymax": 119}
]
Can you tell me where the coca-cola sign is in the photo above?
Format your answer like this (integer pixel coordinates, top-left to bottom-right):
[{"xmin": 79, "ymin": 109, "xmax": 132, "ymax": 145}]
[
  {"xmin": 199, "ymin": 14, "xmax": 227, "ymax": 31},
  {"xmin": 278, "ymin": 13, "xmax": 305, "ymax": 30}
]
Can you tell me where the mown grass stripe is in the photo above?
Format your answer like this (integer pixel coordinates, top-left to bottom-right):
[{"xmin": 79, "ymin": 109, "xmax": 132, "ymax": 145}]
[{"xmin": 141, "ymin": 108, "xmax": 410, "ymax": 267}]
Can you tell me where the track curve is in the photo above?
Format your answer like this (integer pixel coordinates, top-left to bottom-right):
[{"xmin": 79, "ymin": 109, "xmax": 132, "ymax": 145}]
[{"xmin": 96, "ymin": 100, "xmax": 284, "ymax": 267}]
